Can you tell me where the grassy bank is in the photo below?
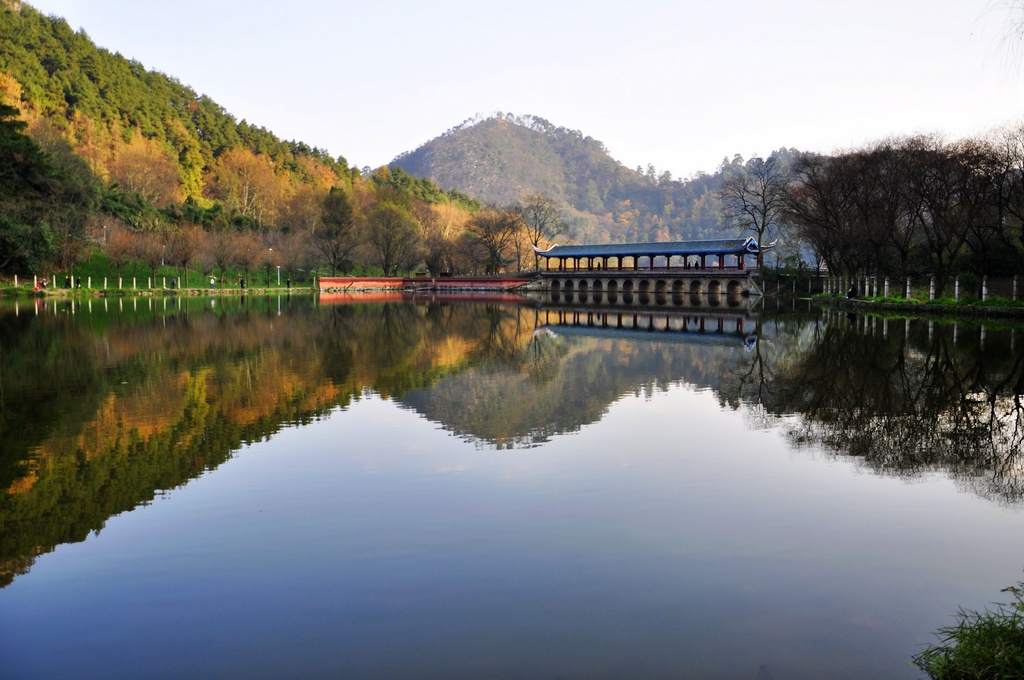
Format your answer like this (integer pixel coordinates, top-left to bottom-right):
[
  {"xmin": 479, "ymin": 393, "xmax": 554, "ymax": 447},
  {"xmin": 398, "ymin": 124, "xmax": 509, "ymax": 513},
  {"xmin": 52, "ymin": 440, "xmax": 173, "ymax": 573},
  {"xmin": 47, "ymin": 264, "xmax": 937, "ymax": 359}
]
[
  {"xmin": 913, "ymin": 583, "xmax": 1024, "ymax": 679},
  {"xmin": 814, "ymin": 293, "xmax": 1024, "ymax": 320},
  {"xmin": 0, "ymin": 250, "xmax": 319, "ymax": 297}
]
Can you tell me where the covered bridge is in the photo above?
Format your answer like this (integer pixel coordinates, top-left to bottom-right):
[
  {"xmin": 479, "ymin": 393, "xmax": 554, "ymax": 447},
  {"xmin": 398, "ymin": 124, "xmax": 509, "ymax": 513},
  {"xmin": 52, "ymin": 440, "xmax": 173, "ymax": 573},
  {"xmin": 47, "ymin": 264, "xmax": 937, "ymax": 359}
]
[{"xmin": 533, "ymin": 237, "xmax": 770, "ymax": 297}]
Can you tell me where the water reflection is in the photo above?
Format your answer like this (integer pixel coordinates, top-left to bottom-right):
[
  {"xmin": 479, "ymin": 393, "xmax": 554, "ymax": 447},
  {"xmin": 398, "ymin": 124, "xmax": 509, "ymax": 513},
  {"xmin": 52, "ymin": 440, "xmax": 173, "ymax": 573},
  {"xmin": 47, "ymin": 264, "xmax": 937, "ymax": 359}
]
[
  {"xmin": 767, "ymin": 311, "xmax": 1024, "ymax": 504},
  {"xmin": 543, "ymin": 288, "xmax": 750, "ymax": 310},
  {"xmin": 1, "ymin": 296, "xmax": 1022, "ymax": 592}
]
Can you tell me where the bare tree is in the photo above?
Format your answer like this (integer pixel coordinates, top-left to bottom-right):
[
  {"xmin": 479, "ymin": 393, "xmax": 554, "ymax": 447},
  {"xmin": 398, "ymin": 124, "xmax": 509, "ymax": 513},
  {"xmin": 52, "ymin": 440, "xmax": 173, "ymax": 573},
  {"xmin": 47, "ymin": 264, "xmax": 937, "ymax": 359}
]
[
  {"xmin": 232, "ymin": 231, "xmax": 263, "ymax": 286},
  {"xmin": 904, "ymin": 137, "xmax": 978, "ymax": 296},
  {"xmin": 783, "ymin": 152, "xmax": 864, "ymax": 277},
  {"xmin": 718, "ymin": 154, "xmax": 788, "ymax": 277},
  {"xmin": 164, "ymin": 224, "xmax": 200, "ymax": 287},
  {"xmin": 104, "ymin": 220, "xmax": 137, "ymax": 282},
  {"xmin": 209, "ymin": 229, "xmax": 239, "ymax": 286},
  {"xmin": 519, "ymin": 194, "xmax": 566, "ymax": 270},
  {"xmin": 465, "ymin": 207, "xmax": 524, "ymax": 274}
]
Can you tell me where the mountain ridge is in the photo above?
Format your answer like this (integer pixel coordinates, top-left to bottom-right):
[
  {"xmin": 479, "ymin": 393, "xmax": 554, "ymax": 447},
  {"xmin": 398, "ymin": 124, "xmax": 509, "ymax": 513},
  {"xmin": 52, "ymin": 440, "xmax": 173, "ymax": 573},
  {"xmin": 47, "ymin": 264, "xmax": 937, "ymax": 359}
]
[{"xmin": 391, "ymin": 112, "xmax": 734, "ymax": 244}]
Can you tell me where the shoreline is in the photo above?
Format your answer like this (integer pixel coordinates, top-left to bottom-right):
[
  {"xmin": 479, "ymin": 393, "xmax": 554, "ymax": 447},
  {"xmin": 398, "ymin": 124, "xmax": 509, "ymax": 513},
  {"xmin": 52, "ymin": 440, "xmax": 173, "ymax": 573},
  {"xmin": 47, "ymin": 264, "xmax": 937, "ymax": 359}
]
[
  {"xmin": 813, "ymin": 295, "xmax": 1024, "ymax": 320},
  {"xmin": 0, "ymin": 286, "xmax": 316, "ymax": 299}
]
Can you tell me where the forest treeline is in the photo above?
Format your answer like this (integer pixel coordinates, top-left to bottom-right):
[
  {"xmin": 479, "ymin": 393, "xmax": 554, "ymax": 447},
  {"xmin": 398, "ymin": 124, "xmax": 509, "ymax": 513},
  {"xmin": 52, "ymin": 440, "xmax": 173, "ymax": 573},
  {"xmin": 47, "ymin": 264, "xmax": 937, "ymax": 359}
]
[{"xmin": 719, "ymin": 135, "xmax": 1024, "ymax": 295}]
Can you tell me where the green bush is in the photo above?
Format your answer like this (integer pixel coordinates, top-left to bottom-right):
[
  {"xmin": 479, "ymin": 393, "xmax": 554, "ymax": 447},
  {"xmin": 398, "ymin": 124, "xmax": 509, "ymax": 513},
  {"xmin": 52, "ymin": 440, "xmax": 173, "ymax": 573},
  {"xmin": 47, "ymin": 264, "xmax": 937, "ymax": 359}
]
[{"xmin": 913, "ymin": 583, "xmax": 1024, "ymax": 679}]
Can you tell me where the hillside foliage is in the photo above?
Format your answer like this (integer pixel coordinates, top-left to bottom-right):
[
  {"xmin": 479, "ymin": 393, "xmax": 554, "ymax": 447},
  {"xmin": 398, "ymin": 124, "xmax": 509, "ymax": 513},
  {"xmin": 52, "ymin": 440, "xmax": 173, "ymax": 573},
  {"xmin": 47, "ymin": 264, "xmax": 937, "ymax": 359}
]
[{"xmin": 0, "ymin": 0, "xmax": 483, "ymax": 278}]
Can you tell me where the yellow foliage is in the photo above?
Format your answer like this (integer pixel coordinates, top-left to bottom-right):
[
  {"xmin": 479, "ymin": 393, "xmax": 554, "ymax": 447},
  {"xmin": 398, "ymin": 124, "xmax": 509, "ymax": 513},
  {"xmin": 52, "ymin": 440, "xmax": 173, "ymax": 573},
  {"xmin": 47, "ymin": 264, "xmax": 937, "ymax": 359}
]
[{"xmin": 0, "ymin": 71, "xmax": 23, "ymax": 107}]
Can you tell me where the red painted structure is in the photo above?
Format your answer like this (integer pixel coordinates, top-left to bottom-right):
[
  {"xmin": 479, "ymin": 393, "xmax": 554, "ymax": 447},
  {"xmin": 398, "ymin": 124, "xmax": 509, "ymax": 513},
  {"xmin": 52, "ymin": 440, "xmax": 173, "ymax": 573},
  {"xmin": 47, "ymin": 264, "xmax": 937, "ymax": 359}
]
[
  {"xmin": 319, "ymin": 290, "xmax": 536, "ymax": 306},
  {"xmin": 318, "ymin": 275, "xmax": 536, "ymax": 293}
]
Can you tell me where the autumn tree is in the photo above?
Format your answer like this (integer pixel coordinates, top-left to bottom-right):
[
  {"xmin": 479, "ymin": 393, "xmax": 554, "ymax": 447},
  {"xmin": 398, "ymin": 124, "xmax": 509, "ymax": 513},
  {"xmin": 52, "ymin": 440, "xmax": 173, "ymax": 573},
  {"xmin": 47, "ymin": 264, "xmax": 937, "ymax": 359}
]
[
  {"xmin": 417, "ymin": 202, "xmax": 469, "ymax": 275},
  {"xmin": 278, "ymin": 184, "xmax": 323, "ymax": 234},
  {"xmin": 108, "ymin": 131, "xmax": 183, "ymax": 206},
  {"xmin": 207, "ymin": 148, "xmax": 279, "ymax": 227},
  {"xmin": 192, "ymin": 229, "xmax": 218, "ymax": 282},
  {"xmin": 164, "ymin": 118, "xmax": 204, "ymax": 201},
  {"xmin": 363, "ymin": 201, "xmax": 421, "ymax": 276},
  {"xmin": 138, "ymin": 231, "xmax": 167, "ymax": 280}
]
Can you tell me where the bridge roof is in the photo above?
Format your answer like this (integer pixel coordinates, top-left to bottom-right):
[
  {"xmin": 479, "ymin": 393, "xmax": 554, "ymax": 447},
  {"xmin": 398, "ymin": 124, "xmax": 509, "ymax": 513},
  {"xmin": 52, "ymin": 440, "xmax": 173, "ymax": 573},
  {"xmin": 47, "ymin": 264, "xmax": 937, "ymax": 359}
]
[{"xmin": 533, "ymin": 237, "xmax": 764, "ymax": 259}]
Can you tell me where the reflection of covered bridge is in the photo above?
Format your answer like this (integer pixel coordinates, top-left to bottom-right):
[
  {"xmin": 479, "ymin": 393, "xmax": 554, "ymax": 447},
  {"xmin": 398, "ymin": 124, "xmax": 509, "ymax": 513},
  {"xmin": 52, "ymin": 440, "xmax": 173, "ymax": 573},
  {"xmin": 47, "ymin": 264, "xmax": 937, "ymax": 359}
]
[{"xmin": 533, "ymin": 237, "xmax": 769, "ymax": 297}]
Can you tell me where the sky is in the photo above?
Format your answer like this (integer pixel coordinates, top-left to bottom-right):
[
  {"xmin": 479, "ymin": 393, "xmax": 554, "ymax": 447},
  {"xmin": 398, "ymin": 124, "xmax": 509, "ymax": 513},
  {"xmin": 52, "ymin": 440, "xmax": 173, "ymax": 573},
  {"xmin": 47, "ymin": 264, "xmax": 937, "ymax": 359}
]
[{"xmin": 22, "ymin": 0, "xmax": 1024, "ymax": 180}]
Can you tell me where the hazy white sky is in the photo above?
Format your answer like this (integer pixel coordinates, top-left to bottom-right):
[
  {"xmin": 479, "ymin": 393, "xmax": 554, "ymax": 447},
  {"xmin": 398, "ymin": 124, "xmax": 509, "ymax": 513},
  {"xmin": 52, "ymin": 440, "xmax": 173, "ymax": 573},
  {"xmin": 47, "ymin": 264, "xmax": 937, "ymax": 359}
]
[{"xmin": 23, "ymin": 0, "xmax": 1024, "ymax": 178}]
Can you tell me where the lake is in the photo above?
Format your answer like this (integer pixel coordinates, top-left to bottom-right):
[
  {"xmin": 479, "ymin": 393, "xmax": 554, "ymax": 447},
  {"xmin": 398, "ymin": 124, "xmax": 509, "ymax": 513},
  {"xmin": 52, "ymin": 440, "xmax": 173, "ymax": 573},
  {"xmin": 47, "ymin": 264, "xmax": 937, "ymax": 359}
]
[{"xmin": 0, "ymin": 293, "xmax": 1021, "ymax": 679}]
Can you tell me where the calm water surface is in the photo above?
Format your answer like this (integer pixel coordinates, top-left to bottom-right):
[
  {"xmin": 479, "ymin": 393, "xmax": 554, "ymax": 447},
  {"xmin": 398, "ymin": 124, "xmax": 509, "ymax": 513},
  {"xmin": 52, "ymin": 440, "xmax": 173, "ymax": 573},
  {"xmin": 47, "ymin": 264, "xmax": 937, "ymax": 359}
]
[{"xmin": 0, "ymin": 294, "xmax": 1021, "ymax": 679}]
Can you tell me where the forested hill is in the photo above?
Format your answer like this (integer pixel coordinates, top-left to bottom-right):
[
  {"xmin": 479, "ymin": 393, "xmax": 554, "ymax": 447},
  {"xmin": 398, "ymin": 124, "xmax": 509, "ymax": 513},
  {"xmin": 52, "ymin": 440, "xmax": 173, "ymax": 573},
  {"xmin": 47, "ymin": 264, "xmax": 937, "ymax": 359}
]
[
  {"xmin": 0, "ymin": 0, "xmax": 354, "ymax": 200},
  {"xmin": 391, "ymin": 113, "xmax": 735, "ymax": 244},
  {"xmin": 0, "ymin": 0, "xmax": 477, "ymax": 277}
]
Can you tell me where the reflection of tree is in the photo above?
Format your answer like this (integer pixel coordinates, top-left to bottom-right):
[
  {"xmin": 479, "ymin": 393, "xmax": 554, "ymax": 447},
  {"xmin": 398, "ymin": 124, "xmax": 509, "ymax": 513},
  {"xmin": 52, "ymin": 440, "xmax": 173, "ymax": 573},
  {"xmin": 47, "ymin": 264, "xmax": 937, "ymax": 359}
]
[
  {"xmin": 0, "ymin": 298, "xmax": 612, "ymax": 586},
  {"xmin": 0, "ymin": 297, "xmax": 350, "ymax": 588},
  {"xmin": 6, "ymin": 298, "xmax": 1021, "ymax": 593},
  {"xmin": 766, "ymin": 318, "xmax": 1024, "ymax": 503}
]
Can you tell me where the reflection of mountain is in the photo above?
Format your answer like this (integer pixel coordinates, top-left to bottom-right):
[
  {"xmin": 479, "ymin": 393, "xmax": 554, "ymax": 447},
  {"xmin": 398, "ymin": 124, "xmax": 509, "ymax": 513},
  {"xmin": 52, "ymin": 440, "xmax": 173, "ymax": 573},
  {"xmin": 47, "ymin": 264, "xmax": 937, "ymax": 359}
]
[{"xmin": 398, "ymin": 314, "xmax": 768, "ymax": 448}]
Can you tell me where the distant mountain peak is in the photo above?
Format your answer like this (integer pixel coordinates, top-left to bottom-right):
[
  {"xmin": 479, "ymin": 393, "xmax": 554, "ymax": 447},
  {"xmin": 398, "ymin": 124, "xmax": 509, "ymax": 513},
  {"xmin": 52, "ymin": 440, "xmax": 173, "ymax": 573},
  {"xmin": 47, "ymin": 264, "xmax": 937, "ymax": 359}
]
[
  {"xmin": 390, "ymin": 113, "xmax": 730, "ymax": 244},
  {"xmin": 391, "ymin": 112, "xmax": 624, "ymax": 208}
]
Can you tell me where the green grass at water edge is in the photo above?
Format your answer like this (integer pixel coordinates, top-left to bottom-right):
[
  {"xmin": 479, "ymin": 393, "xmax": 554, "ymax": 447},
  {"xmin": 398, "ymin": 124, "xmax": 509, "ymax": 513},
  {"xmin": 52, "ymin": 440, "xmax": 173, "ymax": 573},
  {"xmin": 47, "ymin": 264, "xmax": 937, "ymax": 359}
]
[
  {"xmin": 1, "ymin": 250, "xmax": 320, "ymax": 292},
  {"xmin": 913, "ymin": 583, "xmax": 1024, "ymax": 679}
]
